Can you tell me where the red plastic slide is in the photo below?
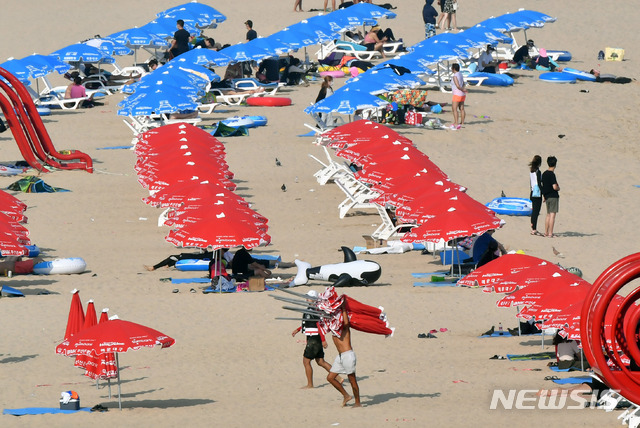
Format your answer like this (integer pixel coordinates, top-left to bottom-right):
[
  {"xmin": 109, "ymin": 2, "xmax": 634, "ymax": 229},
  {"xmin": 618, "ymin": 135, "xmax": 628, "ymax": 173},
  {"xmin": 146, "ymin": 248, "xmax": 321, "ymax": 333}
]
[{"xmin": 0, "ymin": 67, "xmax": 93, "ymax": 173}]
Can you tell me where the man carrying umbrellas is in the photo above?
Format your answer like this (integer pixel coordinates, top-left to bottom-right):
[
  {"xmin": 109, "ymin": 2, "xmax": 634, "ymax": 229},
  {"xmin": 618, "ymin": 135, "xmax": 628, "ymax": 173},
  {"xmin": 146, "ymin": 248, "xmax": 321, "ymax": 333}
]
[{"xmin": 326, "ymin": 300, "xmax": 361, "ymax": 407}]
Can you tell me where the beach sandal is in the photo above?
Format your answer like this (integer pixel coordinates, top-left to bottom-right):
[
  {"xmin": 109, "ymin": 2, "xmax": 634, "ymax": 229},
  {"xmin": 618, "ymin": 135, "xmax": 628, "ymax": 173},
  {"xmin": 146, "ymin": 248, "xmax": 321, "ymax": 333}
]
[
  {"xmin": 531, "ymin": 230, "xmax": 543, "ymax": 236},
  {"xmin": 190, "ymin": 288, "xmax": 196, "ymax": 293},
  {"xmin": 544, "ymin": 376, "xmax": 560, "ymax": 381},
  {"xmin": 490, "ymin": 355, "xmax": 506, "ymax": 360},
  {"xmin": 546, "ymin": 234, "xmax": 557, "ymax": 238},
  {"xmin": 172, "ymin": 288, "xmax": 179, "ymax": 293},
  {"xmin": 90, "ymin": 404, "xmax": 108, "ymax": 412}
]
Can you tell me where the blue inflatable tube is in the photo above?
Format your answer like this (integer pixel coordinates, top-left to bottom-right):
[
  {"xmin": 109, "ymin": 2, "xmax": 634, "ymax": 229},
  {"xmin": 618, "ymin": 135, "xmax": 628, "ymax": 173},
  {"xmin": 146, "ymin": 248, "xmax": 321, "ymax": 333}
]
[
  {"xmin": 486, "ymin": 197, "xmax": 533, "ymax": 216},
  {"xmin": 562, "ymin": 68, "xmax": 596, "ymax": 82},
  {"xmin": 539, "ymin": 72, "xmax": 576, "ymax": 83},
  {"xmin": 547, "ymin": 50, "xmax": 572, "ymax": 62},
  {"xmin": 468, "ymin": 72, "xmax": 514, "ymax": 87},
  {"xmin": 247, "ymin": 116, "xmax": 268, "ymax": 127}
]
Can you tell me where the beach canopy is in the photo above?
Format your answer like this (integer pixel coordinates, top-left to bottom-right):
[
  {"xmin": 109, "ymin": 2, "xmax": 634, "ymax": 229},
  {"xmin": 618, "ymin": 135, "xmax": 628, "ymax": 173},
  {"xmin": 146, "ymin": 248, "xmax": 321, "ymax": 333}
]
[
  {"xmin": 456, "ymin": 253, "xmax": 547, "ymax": 288},
  {"xmin": 84, "ymin": 38, "xmax": 132, "ymax": 56},
  {"xmin": 50, "ymin": 43, "xmax": 115, "ymax": 64},
  {"xmin": 157, "ymin": 2, "xmax": 226, "ymax": 27},
  {"xmin": 305, "ymin": 87, "xmax": 388, "ymax": 115}
]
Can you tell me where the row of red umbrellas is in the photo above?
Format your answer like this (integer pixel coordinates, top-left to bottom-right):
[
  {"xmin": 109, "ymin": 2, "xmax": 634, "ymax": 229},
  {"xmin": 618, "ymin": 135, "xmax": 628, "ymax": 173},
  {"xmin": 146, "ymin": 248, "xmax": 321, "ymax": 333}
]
[
  {"xmin": 0, "ymin": 190, "xmax": 30, "ymax": 256},
  {"xmin": 318, "ymin": 120, "xmax": 502, "ymax": 243},
  {"xmin": 135, "ymin": 123, "xmax": 270, "ymax": 250}
]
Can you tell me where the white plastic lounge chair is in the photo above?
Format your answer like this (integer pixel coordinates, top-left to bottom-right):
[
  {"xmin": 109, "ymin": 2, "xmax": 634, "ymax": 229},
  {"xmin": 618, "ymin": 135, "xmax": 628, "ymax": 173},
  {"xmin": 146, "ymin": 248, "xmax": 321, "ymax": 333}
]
[
  {"xmin": 619, "ymin": 403, "xmax": 640, "ymax": 427},
  {"xmin": 316, "ymin": 40, "xmax": 382, "ymax": 62},
  {"xmin": 231, "ymin": 78, "xmax": 283, "ymax": 95},
  {"xmin": 367, "ymin": 203, "xmax": 417, "ymax": 241},
  {"xmin": 308, "ymin": 146, "xmax": 353, "ymax": 185},
  {"xmin": 25, "ymin": 86, "xmax": 91, "ymax": 110},
  {"xmin": 209, "ymin": 89, "xmax": 252, "ymax": 106}
]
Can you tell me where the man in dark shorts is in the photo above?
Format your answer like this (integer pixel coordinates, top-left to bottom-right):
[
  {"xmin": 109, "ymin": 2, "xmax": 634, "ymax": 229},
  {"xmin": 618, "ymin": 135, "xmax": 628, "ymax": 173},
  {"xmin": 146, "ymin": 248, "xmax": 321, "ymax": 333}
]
[
  {"xmin": 291, "ymin": 290, "xmax": 340, "ymax": 388},
  {"xmin": 541, "ymin": 156, "xmax": 560, "ymax": 238},
  {"xmin": 169, "ymin": 20, "xmax": 191, "ymax": 59}
]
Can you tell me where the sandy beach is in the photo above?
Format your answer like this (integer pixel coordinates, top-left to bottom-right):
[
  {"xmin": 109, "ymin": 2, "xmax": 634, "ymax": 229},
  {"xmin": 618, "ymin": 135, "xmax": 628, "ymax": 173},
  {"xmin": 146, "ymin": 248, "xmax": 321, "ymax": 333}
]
[{"xmin": 1, "ymin": 0, "xmax": 639, "ymax": 427}]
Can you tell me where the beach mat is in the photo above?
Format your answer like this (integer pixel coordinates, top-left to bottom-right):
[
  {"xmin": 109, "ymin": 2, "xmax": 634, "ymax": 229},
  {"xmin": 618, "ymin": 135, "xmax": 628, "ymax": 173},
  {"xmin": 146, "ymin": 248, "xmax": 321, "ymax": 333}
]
[
  {"xmin": 412, "ymin": 272, "xmax": 450, "ymax": 278},
  {"xmin": 96, "ymin": 145, "xmax": 133, "ymax": 150},
  {"xmin": 479, "ymin": 331, "xmax": 513, "ymax": 338},
  {"xmin": 297, "ymin": 130, "xmax": 318, "ymax": 137},
  {"xmin": 170, "ymin": 278, "xmax": 211, "ymax": 284},
  {"xmin": 1, "ymin": 285, "xmax": 25, "ymax": 297},
  {"xmin": 507, "ymin": 352, "xmax": 556, "ymax": 361},
  {"xmin": 552, "ymin": 376, "xmax": 592, "ymax": 385},
  {"xmin": 413, "ymin": 281, "xmax": 457, "ymax": 287},
  {"xmin": 550, "ymin": 366, "xmax": 583, "ymax": 372},
  {"xmin": 3, "ymin": 407, "xmax": 91, "ymax": 416}
]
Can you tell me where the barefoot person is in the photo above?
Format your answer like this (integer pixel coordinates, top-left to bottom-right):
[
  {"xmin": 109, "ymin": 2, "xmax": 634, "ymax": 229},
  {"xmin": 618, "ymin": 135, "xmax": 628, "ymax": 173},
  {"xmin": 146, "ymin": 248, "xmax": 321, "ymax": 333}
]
[
  {"xmin": 541, "ymin": 156, "xmax": 560, "ymax": 238},
  {"xmin": 327, "ymin": 302, "xmax": 361, "ymax": 407},
  {"xmin": 450, "ymin": 63, "xmax": 467, "ymax": 130},
  {"xmin": 291, "ymin": 290, "xmax": 341, "ymax": 388}
]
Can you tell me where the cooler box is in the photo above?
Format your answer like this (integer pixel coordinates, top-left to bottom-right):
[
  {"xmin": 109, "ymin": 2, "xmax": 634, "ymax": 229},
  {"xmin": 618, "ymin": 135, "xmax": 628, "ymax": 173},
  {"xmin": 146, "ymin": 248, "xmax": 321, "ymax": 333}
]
[{"xmin": 60, "ymin": 399, "xmax": 80, "ymax": 410}]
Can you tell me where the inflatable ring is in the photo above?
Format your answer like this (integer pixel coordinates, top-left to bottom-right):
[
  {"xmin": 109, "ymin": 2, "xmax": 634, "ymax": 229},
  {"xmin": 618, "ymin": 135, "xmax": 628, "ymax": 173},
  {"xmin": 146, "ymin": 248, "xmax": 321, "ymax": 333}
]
[
  {"xmin": 320, "ymin": 70, "xmax": 346, "ymax": 78},
  {"xmin": 247, "ymin": 116, "xmax": 268, "ymax": 127},
  {"xmin": 37, "ymin": 107, "xmax": 51, "ymax": 116},
  {"xmin": 221, "ymin": 116, "xmax": 255, "ymax": 128},
  {"xmin": 562, "ymin": 68, "xmax": 597, "ymax": 82},
  {"xmin": 539, "ymin": 72, "xmax": 576, "ymax": 83},
  {"xmin": 33, "ymin": 257, "xmax": 86, "ymax": 275},
  {"xmin": 246, "ymin": 97, "xmax": 292, "ymax": 107},
  {"xmin": 486, "ymin": 197, "xmax": 533, "ymax": 216}
]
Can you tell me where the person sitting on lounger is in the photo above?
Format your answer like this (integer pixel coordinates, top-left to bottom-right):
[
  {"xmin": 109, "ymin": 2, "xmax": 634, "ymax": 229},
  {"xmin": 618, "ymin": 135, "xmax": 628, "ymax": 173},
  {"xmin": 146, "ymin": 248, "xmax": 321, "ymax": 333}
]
[
  {"xmin": 511, "ymin": 39, "xmax": 534, "ymax": 66},
  {"xmin": 231, "ymin": 247, "xmax": 295, "ymax": 279},
  {"xmin": 477, "ymin": 44, "xmax": 498, "ymax": 73},
  {"xmin": 363, "ymin": 25, "xmax": 387, "ymax": 58},
  {"xmin": 64, "ymin": 77, "xmax": 94, "ymax": 108},
  {"xmin": 169, "ymin": 109, "xmax": 199, "ymax": 120}
]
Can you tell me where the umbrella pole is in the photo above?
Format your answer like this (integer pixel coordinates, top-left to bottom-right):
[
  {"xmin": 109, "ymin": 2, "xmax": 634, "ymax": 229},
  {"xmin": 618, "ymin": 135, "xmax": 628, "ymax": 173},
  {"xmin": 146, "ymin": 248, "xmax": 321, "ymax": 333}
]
[
  {"xmin": 516, "ymin": 306, "xmax": 521, "ymax": 336},
  {"xmin": 108, "ymin": 378, "xmax": 112, "ymax": 398},
  {"xmin": 116, "ymin": 352, "xmax": 122, "ymax": 410}
]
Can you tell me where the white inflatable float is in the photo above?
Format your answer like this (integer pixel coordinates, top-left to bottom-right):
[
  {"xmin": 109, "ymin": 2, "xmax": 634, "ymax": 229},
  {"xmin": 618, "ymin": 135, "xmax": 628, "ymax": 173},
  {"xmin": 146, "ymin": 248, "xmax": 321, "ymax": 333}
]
[{"xmin": 33, "ymin": 258, "xmax": 87, "ymax": 275}]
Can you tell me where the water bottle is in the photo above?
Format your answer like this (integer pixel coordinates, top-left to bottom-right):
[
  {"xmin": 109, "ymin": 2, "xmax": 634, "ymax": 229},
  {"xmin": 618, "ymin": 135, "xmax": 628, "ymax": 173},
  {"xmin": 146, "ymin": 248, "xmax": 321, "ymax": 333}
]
[{"xmin": 498, "ymin": 323, "xmax": 503, "ymax": 332}]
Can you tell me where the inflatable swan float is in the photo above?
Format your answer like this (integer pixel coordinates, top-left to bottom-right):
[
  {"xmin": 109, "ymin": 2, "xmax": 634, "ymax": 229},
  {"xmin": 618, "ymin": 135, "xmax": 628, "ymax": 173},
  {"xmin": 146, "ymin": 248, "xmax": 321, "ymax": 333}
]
[{"xmin": 292, "ymin": 247, "xmax": 381, "ymax": 287}]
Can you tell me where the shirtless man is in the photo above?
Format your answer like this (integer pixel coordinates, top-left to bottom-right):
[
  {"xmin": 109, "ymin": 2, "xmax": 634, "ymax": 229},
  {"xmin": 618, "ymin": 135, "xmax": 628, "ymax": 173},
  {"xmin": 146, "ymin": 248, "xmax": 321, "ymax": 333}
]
[{"xmin": 327, "ymin": 303, "xmax": 361, "ymax": 407}]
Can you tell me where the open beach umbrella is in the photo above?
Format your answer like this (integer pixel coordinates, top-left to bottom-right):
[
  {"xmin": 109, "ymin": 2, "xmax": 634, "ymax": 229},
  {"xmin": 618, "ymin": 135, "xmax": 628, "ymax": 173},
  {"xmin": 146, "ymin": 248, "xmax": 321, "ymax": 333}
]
[
  {"xmin": 222, "ymin": 43, "xmax": 274, "ymax": 62},
  {"xmin": 270, "ymin": 28, "xmax": 315, "ymax": 51},
  {"xmin": 305, "ymin": 87, "xmax": 388, "ymax": 115},
  {"xmin": 0, "ymin": 192, "xmax": 27, "ymax": 216},
  {"xmin": 64, "ymin": 289, "xmax": 85, "ymax": 341},
  {"xmin": 50, "ymin": 43, "xmax": 115, "ymax": 64},
  {"xmin": 117, "ymin": 88, "xmax": 199, "ymax": 116},
  {"xmin": 247, "ymin": 37, "xmax": 293, "ymax": 57},
  {"xmin": 143, "ymin": 182, "xmax": 246, "ymax": 209},
  {"xmin": 158, "ymin": 2, "xmax": 226, "ymax": 26},
  {"xmin": 106, "ymin": 27, "xmax": 170, "ymax": 65},
  {"xmin": 0, "ymin": 231, "xmax": 28, "ymax": 256},
  {"xmin": 84, "ymin": 38, "xmax": 132, "ymax": 56},
  {"xmin": 171, "ymin": 47, "xmax": 232, "ymax": 67},
  {"xmin": 459, "ymin": 25, "xmax": 514, "ymax": 47},
  {"xmin": 0, "ymin": 59, "xmax": 32, "ymax": 84},
  {"xmin": 164, "ymin": 204, "xmax": 268, "ymax": 231},
  {"xmin": 321, "ymin": 120, "xmax": 412, "ymax": 147},
  {"xmin": 456, "ymin": 253, "xmax": 547, "ymax": 288},
  {"xmin": 56, "ymin": 319, "xmax": 175, "ymax": 410},
  {"xmin": 17, "ymin": 54, "xmax": 71, "ymax": 78},
  {"xmin": 165, "ymin": 209, "xmax": 270, "ymax": 249}
]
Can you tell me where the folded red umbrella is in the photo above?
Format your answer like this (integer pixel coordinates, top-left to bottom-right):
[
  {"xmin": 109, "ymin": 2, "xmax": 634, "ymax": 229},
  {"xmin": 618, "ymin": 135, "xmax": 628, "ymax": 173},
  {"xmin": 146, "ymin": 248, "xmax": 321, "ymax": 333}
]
[
  {"xmin": 64, "ymin": 290, "xmax": 85, "ymax": 341},
  {"xmin": 143, "ymin": 181, "xmax": 247, "ymax": 208},
  {"xmin": 164, "ymin": 203, "xmax": 268, "ymax": 230},
  {"xmin": 141, "ymin": 166, "xmax": 237, "ymax": 192},
  {"xmin": 322, "ymin": 120, "xmax": 412, "ymax": 149}
]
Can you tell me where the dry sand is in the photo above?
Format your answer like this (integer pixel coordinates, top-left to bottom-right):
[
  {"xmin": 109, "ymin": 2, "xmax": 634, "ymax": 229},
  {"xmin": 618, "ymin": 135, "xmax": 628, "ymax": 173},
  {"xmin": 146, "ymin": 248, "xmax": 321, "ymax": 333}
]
[{"xmin": 1, "ymin": 0, "xmax": 639, "ymax": 427}]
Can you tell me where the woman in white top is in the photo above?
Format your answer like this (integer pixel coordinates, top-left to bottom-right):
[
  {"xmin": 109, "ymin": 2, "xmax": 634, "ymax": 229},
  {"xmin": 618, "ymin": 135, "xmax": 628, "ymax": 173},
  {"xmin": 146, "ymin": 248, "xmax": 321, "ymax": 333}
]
[{"xmin": 529, "ymin": 155, "xmax": 543, "ymax": 236}]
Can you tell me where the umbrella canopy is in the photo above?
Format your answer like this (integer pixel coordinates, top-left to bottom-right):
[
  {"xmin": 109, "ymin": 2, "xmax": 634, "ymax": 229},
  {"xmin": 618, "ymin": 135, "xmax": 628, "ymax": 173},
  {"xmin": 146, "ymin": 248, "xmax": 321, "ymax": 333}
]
[
  {"xmin": 157, "ymin": 2, "xmax": 226, "ymax": 26},
  {"xmin": 117, "ymin": 88, "xmax": 199, "ymax": 116},
  {"xmin": 143, "ymin": 181, "xmax": 247, "ymax": 208},
  {"xmin": 346, "ymin": 68, "xmax": 427, "ymax": 94},
  {"xmin": 64, "ymin": 290, "xmax": 85, "ymax": 341},
  {"xmin": 56, "ymin": 319, "xmax": 175, "ymax": 410},
  {"xmin": 0, "ymin": 58, "xmax": 33, "ymax": 84},
  {"xmin": 84, "ymin": 38, "xmax": 132, "ymax": 56},
  {"xmin": 0, "ymin": 230, "xmax": 28, "ymax": 256},
  {"xmin": 106, "ymin": 27, "xmax": 168, "ymax": 49},
  {"xmin": 17, "ymin": 54, "xmax": 71, "ymax": 78},
  {"xmin": 305, "ymin": 87, "xmax": 388, "ymax": 114},
  {"xmin": 222, "ymin": 43, "xmax": 274, "ymax": 62},
  {"xmin": 171, "ymin": 47, "xmax": 232, "ymax": 67},
  {"xmin": 164, "ymin": 203, "xmax": 268, "ymax": 231},
  {"xmin": 247, "ymin": 37, "xmax": 292, "ymax": 57},
  {"xmin": 165, "ymin": 209, "xmax": 270, "ymax": 249},
  {"xmin": 50, "ymin": 43, "xmax": 115, "ymax": 64},
  {"xmin": 270, "ymin": 28, "xmax": 316, "ymax": 51},
  {"xmin": 321, "ymin": 119, "xmax": 412, "ymax": 148},
  {"xmin": 400, "ymin": 198, "xmax": 502, "ymax": 243},
  {"xmin": 456, "ymin": 253, "xmax": 548, "ymax": 288}
]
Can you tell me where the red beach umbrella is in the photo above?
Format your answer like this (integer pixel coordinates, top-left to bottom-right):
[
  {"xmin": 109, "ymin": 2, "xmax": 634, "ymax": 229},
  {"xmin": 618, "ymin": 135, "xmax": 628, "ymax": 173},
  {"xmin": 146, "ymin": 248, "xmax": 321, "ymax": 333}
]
[
  {"xmin": 165, "ymin": 210, "xmax": 271, "ymax": 249},
  {"xmin": 400, "ymin": 199, "xmax": 502, "ymax": 243},
  {"xmin": 0, "ymin": 190, "xmax": 27, "ymax": 212},
  {"xmin": 457, "ymin": 253, "xmax": 549, "ymax": 288},
  {"xmin": 163, "ymin": 203, "xmax": 268, "ymax": 230},
  {"xmin": 322, "ymin": 120, "xmax": 412, "ymax": 148},
  {"xmin": 0, "ymin": 230, "xmax": 28, "ymax": 256},
  {"xmin": 137, "ymin": 162, "xmax": 234, "ymax": 188},
  {"xmin": 134, "ymin": 154, "xmax": 231, "ymax": 176},
  {"xmin": 496, "ymin": 269, "xmax": 590, "ymax": 308},
  {"xmin": 143, "ymin": 170, "xmax": 237, "ymax": 192},
  {"xmin": 143, "ymin": 181, "xmax": 248, "ymax": 208},
  {"xmin": 64, "ymin": 289, "xmax": 85, "ymax": 340},
  {"xmin": 99, "ymin": 308, "xmax": 109, "ymax": 323},
  {"xmin": 354, "ymin": 154, "xmax": 447, "ymax": 185},
  {"xmin": 56, "ymin": 319, "xmax": 175, "ymax": 410}
]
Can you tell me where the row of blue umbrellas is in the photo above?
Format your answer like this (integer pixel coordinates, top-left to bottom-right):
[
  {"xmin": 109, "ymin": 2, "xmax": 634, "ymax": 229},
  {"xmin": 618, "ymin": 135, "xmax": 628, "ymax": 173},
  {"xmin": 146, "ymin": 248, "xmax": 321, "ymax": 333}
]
[{"xmin": 305, "ymin": 9, "xmax": 556, "ymax": 115}]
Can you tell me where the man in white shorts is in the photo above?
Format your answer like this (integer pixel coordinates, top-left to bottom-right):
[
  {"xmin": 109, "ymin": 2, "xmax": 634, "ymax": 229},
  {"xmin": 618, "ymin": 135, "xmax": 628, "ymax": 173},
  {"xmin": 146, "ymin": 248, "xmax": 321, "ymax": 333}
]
[{"xmin": 327, "ymin": 303, "xmax": 361, "ymax": 407}]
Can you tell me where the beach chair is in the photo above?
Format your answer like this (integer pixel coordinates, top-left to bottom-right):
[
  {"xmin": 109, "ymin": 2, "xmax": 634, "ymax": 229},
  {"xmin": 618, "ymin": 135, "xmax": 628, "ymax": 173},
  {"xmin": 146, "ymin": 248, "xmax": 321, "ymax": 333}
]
[
  {"xmin": 316, "ymin": 40, "xmax": 382, "ymax": 62},
  {"xmin": 343, "ymin": 33, "xmax": 405, "ymax": 56},
  {"xmin": 25, "ymin": 86, "xmax": 92, "ymax": 110},
  {"xmin": 208, "ymin": 89, "xmax": 254, "ymax": 106},
  {"xmin": 231, "ymin": 78, "xmax": 283, "ymax": 95},
  {"xmin": 308, "ymin": 146, "xmax": 353, "ymax": 185},
  {"xmin": 332, "ymin": 172, "xmax": 381, "ymax": 219},
  {"xmin": 304, "ymin": 111, "xmax": 346, "ymax": 133},
  {"xmin": 618, "ymin": 403, "xmax": 640, "ymax": 427},
  {"xmin": 367, "ymin": 203, "xmax": 418, "ymax": 241}
]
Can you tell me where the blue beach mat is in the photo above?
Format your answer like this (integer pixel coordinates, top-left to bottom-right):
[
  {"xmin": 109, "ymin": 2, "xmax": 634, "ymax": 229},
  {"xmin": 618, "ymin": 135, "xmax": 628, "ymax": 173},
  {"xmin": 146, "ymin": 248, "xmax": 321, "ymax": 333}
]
[
  {"xmin": 1, "ymin": 285, "xmax": 25, "ymax": 297},
  {"xmin": 96, "ymin": 145, "xmax": 133, "ymax": 150},
  {"xmin": 3, "ymin": 407, "xmax": 91, "ymax": 416},
  {"xmin": 170, "ymin": 278, "xmax": 211, "ymax": 284},
  {"xmin": 479, "ymin": 331, "xmax": 514, "ymax": 338},
  {"xmin": 412, "ymin": 272, "xmax": 450, "ymax": 278},
  {"xmin": 297, "ymin": 130, "xmax": 318, "ymax": 137},
  {"xmin": 552, "ymin": 376, "xmax": 592, "ymax": 385},
  {"xmin": 550, "ymin": 366, "xmax": 582, "ymax": 372}
]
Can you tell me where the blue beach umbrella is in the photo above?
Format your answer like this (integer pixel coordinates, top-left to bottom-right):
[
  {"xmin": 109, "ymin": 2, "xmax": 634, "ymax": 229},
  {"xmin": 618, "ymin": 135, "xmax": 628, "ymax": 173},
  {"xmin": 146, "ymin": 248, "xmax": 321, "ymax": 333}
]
[
  {"xmin": 50, "ymin": 44, "xmax": 115, "ymax": 64},
  {"xmin": 346, "ymin": 68, "xmax": 426, "ymax": 93},
  {"xmin": 121, "ymin": 77, "xmax": 205, "ymax": 98},
  {"xmin": 512, "ymin": 9, "xmax": 556, "ymax": 26},
  {"xmin": 117, "ymin": 88, "xmax": 199, "ymax": 116},
  {"xmin": 247, "ymin": 37, "xmax": 292, "ymax": 57},
  {"xmin": 158, "ymin": 2, "xmax": 226, "ymax": 26},
  {"xmin": 305, "ymin": 87, "xmax": 388, "ymax": 115},
  {"xmin": 0, "ymin": 59, "xmax": 32, "ymax": 84},
  {"xmin": 459, "ymin": 26, "xmax": 513, "ymax": 47},
  {"xmin": 271, "ymin": 28, "xmax": 316, "ymax": 51},
  {"xmin": 155, "ymin": 11, "xmax": 207, "ymax": 33},
  {"xmin": 476, "ymin": 14, "xmax": 527, "ymax": 33},
  {"xmin": 172, "ymin": 48, "xmax": 232, "ymax": 67},
  {"xmin": 349, "ymin": 2, "xmax": 397, "ymax": 20},
  {"xmin": 84, "ymin": 39, "xmax": 132, "ymax": 56},
  {"xmin": 288, "ymin": 20, "xmax": 338, "ymax": 44},
  {"xmin": 373, "ymin": 54, "xmax": 437, "ymax": 74},
  {"xmin": 106, "ymin": 27, "xmax": 167, "ymax": 48},
  {"xmin": 141, "ymin": 20, "xmax": 180, "ymax": 40},
  {"xmin": 20, "ymin": 54, "xmax": 71, "ymax": 76},
  {"xmin": 222, "ymin": 43, "xmax": 273, "ymax": 62}
]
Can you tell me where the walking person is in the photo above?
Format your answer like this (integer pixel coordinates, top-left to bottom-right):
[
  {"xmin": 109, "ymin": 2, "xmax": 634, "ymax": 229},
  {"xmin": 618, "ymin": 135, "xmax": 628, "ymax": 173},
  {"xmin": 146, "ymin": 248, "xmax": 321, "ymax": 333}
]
[
  {"xmin": 291, "ymin": 290, "xmax": 341, "ymax": 388},
  {"xmin": 529, "ymin": 155, "xmax": 544, "ymax": 236},
  {"xmin": 541, "ymin": 156, "xmax": 560, "ymax": 238},
  {"xmin": 327, "ymin": 302, "xmax": 361, "ymax": 407},
  {"xmin": 450, "ymin": 63, "xmax": 467, "ymax": 130}
]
